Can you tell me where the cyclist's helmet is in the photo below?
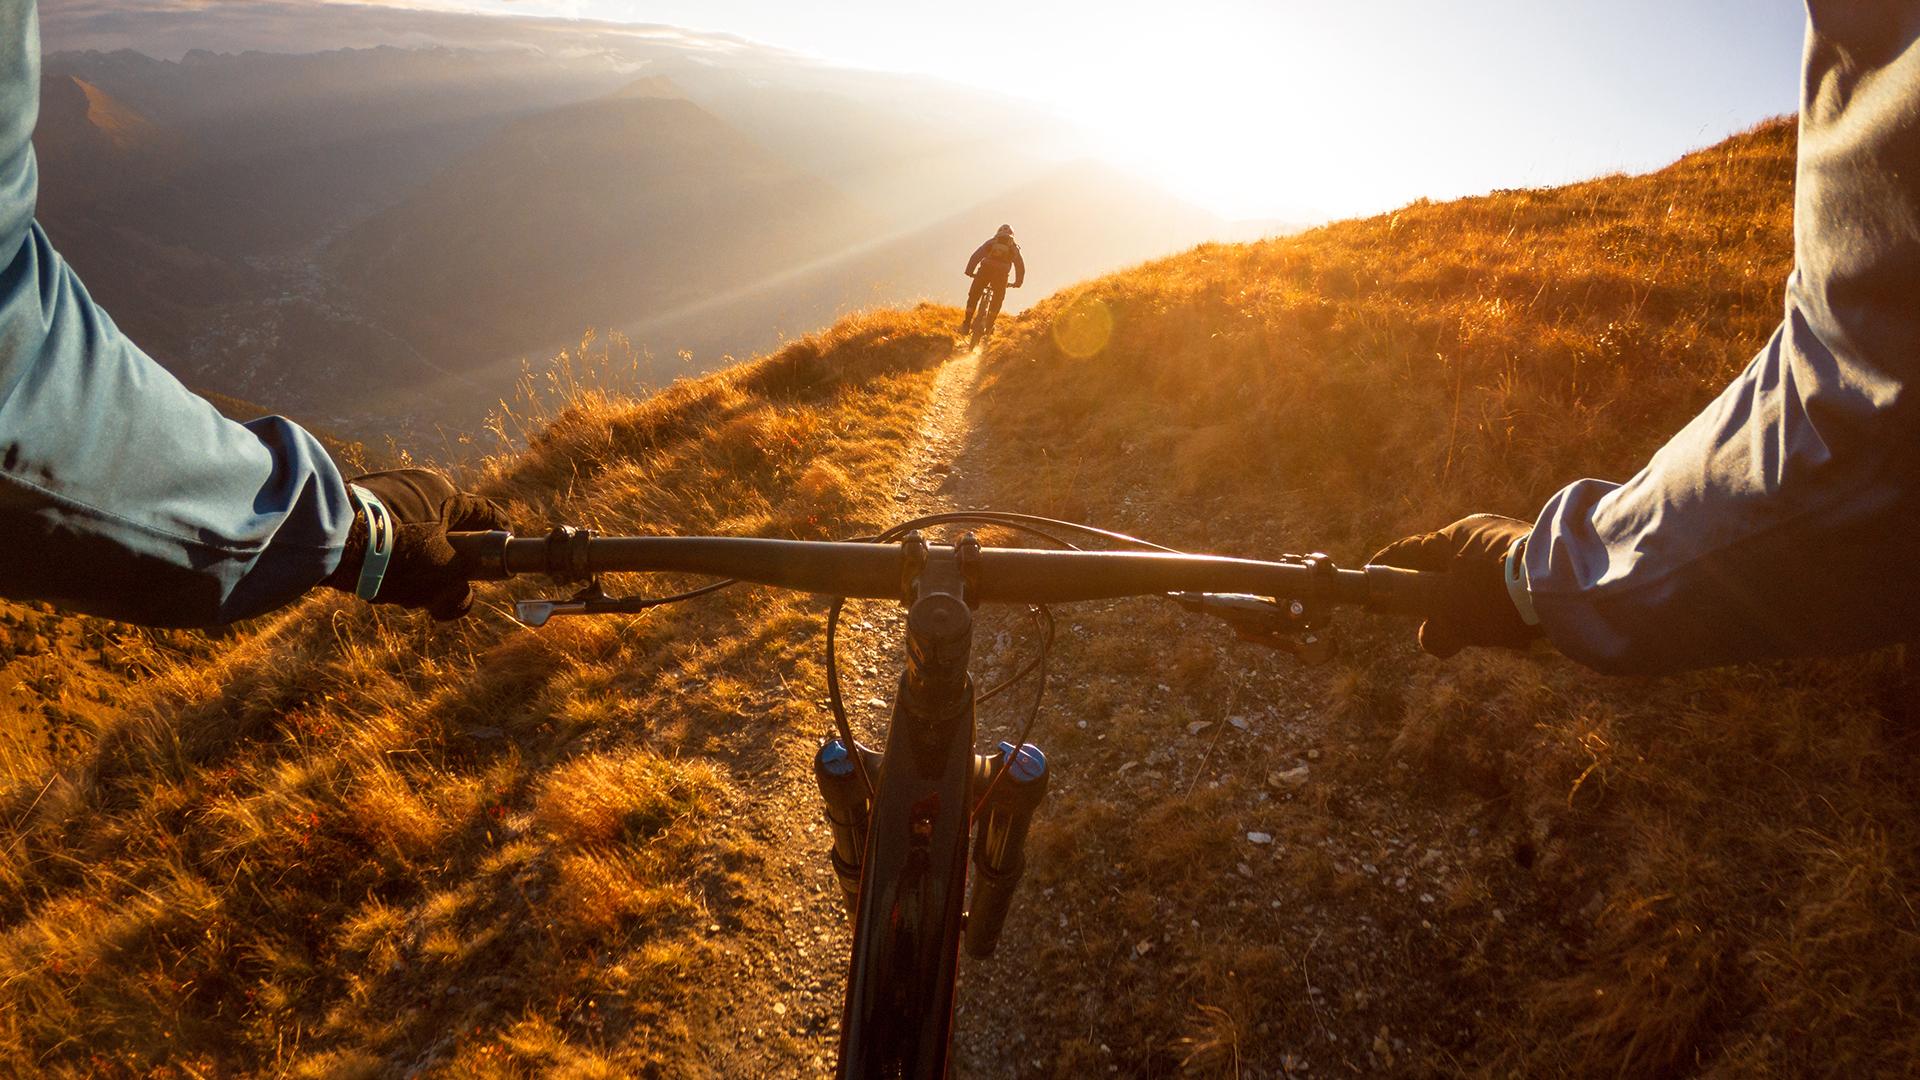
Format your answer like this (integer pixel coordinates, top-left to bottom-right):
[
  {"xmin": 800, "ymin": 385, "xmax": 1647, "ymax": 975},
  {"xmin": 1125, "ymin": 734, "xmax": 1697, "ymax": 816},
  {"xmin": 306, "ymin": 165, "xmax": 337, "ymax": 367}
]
[{"xmin": 996, "ymin": 224, "xmax": 1014, "ymax": 238}]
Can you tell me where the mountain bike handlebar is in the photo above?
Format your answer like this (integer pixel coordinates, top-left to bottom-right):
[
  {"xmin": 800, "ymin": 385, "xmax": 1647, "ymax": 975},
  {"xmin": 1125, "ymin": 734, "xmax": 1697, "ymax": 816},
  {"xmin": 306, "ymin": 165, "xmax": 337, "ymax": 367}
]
[
  {"xmin": 446, "ymin": 524, "xmax": 1448, "ymax": 1076},
  {"xmin": 448, "ymin": 529, "xmax": 1447, "ymax": 615}
]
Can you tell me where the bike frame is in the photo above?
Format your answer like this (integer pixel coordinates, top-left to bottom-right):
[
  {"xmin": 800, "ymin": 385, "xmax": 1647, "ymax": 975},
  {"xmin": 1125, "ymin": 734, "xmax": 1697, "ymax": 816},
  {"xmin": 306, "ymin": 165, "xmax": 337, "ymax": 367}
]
[{"xmin": 836, "ymin": 537, "xmax": 978, "ymax": 1075}]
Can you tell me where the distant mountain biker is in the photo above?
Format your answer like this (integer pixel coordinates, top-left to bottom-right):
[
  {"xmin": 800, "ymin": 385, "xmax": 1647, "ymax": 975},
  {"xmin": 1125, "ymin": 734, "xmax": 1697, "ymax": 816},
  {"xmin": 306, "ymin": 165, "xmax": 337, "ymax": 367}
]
[
  {"xmin": 960, "ymin": 224, "xmax": 1024, "ymax": 340},
  {"xmin": 0, "ymin": 0, "xmax": 502, "ymax": 627},
  {"xmin": 1374, "ymin": 1, "xmax": 1920, "ymax": 675}
]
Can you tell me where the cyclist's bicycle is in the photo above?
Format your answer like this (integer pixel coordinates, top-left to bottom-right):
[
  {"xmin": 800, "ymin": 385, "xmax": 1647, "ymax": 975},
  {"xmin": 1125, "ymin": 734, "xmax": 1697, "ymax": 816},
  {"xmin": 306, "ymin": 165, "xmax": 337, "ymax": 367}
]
[
  {"xmin": 452, "ymin": 513, "xmax": 1443, "ymax": 1078},
  {"xmin": 962, "ymin": 274, "xmax": 1015, "ymax": 347}
]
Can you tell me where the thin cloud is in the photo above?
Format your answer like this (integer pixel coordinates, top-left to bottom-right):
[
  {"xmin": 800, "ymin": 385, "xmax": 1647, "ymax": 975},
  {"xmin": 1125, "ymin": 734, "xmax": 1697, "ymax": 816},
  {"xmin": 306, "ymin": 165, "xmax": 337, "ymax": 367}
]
[{"xmin": 39, "ymin": 0, "xmax": 794, "ymax": 62}]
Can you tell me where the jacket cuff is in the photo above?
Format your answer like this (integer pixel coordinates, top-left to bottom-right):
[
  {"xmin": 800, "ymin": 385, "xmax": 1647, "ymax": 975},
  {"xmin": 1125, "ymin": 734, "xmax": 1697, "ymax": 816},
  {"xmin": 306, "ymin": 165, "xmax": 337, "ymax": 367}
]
[{"xmin": 1504, "ymin": 535, "xmax": 1541, "ymax": 626}]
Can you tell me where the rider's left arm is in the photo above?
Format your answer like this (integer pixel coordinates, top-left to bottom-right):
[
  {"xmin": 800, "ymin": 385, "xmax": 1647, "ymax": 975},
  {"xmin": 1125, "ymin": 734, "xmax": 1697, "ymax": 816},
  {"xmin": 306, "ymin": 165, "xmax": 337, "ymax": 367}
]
[{"xmin": 0, "ymin": 2, "xmax": 356, "ymax": 627}]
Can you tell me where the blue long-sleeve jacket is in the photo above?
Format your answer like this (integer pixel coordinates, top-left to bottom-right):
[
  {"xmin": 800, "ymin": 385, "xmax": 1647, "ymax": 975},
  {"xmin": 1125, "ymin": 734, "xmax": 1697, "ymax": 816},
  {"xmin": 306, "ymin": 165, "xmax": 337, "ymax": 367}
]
[
  {"xmin": 0, "ymin": 1, "xmax": 351, "ymax": 626},
  {"xmin": 1521, "ymin": 2, "xmax": 1920, "ymax": 674}
]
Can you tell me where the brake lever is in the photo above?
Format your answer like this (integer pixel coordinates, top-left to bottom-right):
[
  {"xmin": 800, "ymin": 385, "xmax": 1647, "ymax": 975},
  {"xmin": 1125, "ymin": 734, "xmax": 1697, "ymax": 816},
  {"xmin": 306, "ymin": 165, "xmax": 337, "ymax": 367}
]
[
  {"xmin": 514, "ymin": 579, "xmax": 615, "ymax": 627},
  {"xmin": 1168, "ymin": 591, "xmax": 1337, "ymax": 665}
]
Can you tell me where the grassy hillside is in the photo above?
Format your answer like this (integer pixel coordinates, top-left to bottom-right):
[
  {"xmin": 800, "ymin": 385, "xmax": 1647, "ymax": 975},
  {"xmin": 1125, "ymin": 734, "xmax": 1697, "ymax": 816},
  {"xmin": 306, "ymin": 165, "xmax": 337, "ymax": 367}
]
[
  {"xmin": 953, "ymin": 117, "xmax": 1919, "ymax": 1076},
  {"xmin": 3, "ymin": 117, "xmax": 1915, "ymax": 1078},
  {"xmin": 979, "ymin": 120, "xmax": 1801, "ymax": 547},
  {"xmin": 0, "ymin": 307, "xmax": 955, "ymax": 1076}
]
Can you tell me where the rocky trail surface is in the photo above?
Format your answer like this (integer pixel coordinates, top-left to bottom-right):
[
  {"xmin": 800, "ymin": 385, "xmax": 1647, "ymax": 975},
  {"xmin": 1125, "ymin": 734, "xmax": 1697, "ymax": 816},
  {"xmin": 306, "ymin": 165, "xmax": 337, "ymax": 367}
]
[{"xmin": 703, "ymin": 342, "xmax": 1507, "ymax": 1077}]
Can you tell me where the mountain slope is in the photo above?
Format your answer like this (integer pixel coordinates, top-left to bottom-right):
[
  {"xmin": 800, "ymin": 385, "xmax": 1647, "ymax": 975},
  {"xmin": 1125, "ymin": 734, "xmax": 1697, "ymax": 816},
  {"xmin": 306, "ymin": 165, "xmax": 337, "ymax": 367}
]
[
  {"xmin": 42, "ymin": 47, "xmax": 633, "ymax": 257},
  {"xmin": 328, "ymin": 89, "xmax": 879, "ymax": 374},
  {"xmin": 2, "ymin": 118, "xmax": 1908, "ymax": 1079},
  {"xmin": 47, "ymin": 76, "xmax": 166, "ymax": 154},
  {"xmin": 556, "ymin": 158, "xmax": 1228, "ymax": 385},
  {"xmin": 33, "ymin": 46, "xmax": 639, "ymax": 432},
  {"xmin": 30, "ymin": 74, "xmax": 183, "ymax": 215},
  {"xmin": 948, "ymin": 117, "xmax": 1918, "ymax": 1077}
]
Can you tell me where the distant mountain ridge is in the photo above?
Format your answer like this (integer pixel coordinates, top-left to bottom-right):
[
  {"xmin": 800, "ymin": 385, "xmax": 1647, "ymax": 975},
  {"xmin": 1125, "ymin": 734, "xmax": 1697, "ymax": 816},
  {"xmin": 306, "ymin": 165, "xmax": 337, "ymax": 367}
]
[
  {"xmin": 66, "ymin": 77, "xmax": 158, "ymax": 151},
  {"xmin": 327, "ymin": 88, "xmax": 880, "ymax": 379},
  {"xmin": 31, "ymin": 11, "xmax": 1234, "ymax": 443}
]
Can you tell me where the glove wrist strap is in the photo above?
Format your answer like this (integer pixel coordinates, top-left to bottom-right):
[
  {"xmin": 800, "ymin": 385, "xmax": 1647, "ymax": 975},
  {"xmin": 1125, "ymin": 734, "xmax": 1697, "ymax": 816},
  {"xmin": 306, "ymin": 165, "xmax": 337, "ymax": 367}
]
[
  {"xmin": 347, "ymin": 484, "xmax": 396, "ymax": 602},
  {"xmin": 1504, "ymin": 535, "xmax": 1541, "ymax": 627}
]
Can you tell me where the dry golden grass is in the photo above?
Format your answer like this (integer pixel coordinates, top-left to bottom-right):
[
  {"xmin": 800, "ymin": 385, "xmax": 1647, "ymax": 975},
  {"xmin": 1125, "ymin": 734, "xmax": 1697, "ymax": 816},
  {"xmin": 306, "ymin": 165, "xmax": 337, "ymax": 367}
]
[
  {"xmin": 3, "ymin": 119, "xmax": 1913, "ymax": 1078},
  {"xmin": 981, "ymin": 122, "xmax": 1798, "ymax": 548},
  {"xmin": 954, "ymin": 118, "xmax": 1920, "ymax": 1076},
  {"xmin": 0, "ymin": 305, "xmax": 956, "ymax": 1075}
]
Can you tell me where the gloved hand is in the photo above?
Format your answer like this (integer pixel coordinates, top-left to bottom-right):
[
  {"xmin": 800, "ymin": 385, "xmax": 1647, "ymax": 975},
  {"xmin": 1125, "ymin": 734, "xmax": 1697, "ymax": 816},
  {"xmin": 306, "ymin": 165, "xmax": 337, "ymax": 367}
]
[
  {"xmin": 324, "ymin": 468, "xmax": 508, "ymax": 620},
  {"xmin": 1369, "ymin": 514, "xmax": 1541, "ymax": 658}
]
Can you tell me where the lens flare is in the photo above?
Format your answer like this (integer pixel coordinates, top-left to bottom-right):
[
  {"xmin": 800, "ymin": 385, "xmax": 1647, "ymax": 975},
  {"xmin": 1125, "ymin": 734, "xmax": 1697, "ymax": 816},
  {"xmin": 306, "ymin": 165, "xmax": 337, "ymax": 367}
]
[{"xmin": 1051, "ymin": 296, "xmax": 1113, "ymax": 359}]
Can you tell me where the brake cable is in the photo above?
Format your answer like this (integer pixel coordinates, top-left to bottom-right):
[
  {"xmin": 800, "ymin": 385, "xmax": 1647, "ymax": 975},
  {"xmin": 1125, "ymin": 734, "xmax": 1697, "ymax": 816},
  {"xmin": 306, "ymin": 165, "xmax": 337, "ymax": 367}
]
[{"xmin": 969, "ymin": 602, "xmax": 1055, "ymax": 815}]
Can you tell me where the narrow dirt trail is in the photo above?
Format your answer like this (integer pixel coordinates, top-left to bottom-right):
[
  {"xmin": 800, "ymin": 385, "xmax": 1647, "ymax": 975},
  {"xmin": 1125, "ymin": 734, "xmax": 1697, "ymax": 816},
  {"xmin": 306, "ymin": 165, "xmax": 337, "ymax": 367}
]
[
  {"xmin": 818, "ymin": 342, "xmax": 994, "ymax": 748},
  {"xmin": 703, "ymin": 346, "xmax": 994, "ymax": 1077}
]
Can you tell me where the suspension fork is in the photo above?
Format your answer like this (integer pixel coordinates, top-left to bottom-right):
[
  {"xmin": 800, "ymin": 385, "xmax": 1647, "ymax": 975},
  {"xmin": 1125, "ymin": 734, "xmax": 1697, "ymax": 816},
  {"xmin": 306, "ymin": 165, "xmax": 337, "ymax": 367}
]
[
  {"xmin": 815, "ymin": 738, "xmax": 883, "ymax": 916},
  {"xmin": 964, "ymin": 740, "xmax": 1049, "ymax": 958},
  {"xmin": 815, "ymin": 740, "xmax": 1049, "ymax": 944}
]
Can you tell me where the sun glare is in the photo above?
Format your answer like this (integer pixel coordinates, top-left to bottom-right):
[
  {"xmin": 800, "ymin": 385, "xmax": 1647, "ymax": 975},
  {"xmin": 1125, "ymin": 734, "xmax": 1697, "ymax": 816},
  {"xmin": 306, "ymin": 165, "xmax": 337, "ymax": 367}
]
[
  {"xmin": 549, "ymin": 0, "xmax": 1801, "ymax": 224},
  {"xmin": 1052, "ymin": 296, "xmax": 1114, "ymax": 358},
  {"xmin": 1029, "ymin": 8, "xmax": 1335, "ymax": 221}
]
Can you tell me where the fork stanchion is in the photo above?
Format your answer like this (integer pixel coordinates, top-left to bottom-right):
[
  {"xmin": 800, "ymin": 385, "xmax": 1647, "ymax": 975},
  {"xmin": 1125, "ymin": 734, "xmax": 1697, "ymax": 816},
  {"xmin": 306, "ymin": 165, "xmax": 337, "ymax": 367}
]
[
  {"xmin": 963, "ymin": 741, "xmax": 1049, "ymax": 958},
  {"xmin": 814, "ymin": 739, "xmax": 872, "ymax": 919}
]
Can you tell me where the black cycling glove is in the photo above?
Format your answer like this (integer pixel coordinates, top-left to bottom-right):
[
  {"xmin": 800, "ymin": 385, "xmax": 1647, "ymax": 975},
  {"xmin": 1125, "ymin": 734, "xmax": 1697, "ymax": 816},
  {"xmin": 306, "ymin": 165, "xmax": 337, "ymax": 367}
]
[
  {"xmin": 324, "ymin": 469, "xmax": 508, "ymax": 620},
  {"xmin": 1370, "ymin": 514, "xmax": 1542, "ymax": 658}
]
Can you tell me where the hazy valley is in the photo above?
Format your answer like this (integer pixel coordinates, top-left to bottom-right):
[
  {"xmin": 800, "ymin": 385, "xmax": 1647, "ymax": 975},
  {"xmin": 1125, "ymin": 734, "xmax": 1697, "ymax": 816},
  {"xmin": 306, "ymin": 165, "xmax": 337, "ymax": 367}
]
[{"xmin": 33, "ymin": 7, "xmax": 1252, "ymax": 445}]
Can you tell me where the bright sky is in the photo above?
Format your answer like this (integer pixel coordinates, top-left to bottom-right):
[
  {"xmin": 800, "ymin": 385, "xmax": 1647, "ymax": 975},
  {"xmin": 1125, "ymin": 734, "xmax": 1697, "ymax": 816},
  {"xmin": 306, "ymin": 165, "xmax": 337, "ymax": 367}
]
[{"xmin": 418, "ymin": 1, "xmax": 1808, "ymax": 221}]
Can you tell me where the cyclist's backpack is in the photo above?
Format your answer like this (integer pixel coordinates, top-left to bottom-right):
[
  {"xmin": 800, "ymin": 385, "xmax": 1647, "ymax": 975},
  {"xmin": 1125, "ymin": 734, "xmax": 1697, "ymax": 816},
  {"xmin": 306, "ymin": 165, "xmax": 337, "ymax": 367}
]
[{"xmin": 978, "ymin": 237, "xmax": 1018, "ymax": 274}]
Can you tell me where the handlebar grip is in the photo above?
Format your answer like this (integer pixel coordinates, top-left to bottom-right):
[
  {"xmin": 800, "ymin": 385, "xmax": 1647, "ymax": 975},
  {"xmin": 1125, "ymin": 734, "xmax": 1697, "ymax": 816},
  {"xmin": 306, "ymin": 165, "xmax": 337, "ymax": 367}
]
[
  {"xmin": 1361, "ymin": 564, "xmax": 1451, "ymax": 616},
  {"xmin": 448, "ymin": 530, "xmax": 512, "ymax": 580}
]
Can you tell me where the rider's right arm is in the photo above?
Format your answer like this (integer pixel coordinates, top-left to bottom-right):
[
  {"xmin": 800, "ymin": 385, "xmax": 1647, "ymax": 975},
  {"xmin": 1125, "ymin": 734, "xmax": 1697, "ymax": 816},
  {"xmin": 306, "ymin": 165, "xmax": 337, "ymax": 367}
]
[
  {"xmin": 964, "ymin": 240, "xmax": 988, "ymax": 276},
  {"xmin": 1518, "ymin": 3, "xmax": 1920, "ymax": 674},
  {"xmin": 0, "ymin": 1, "xmax": 355, "ymax": 627}
]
